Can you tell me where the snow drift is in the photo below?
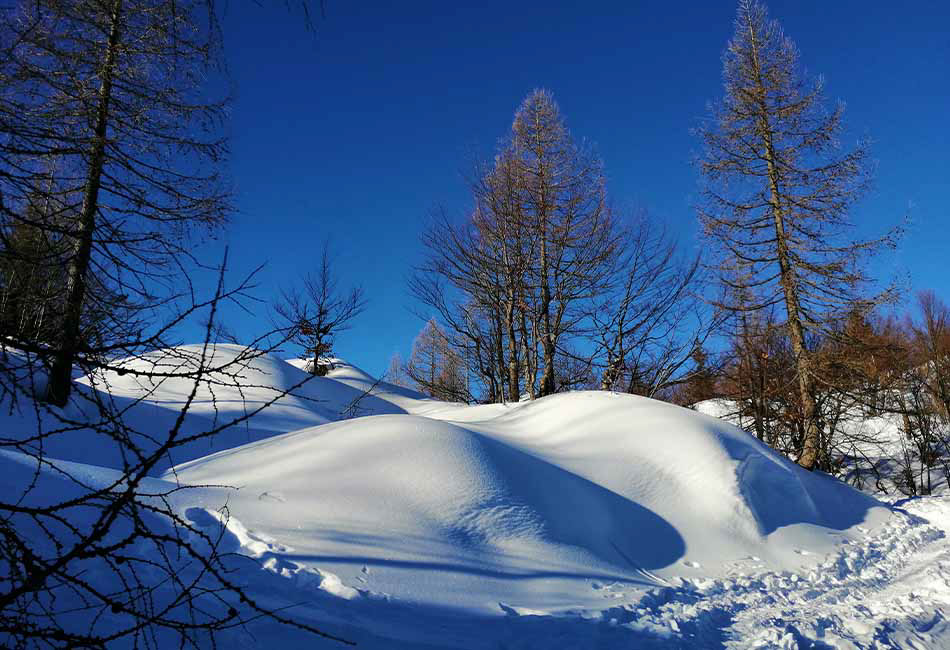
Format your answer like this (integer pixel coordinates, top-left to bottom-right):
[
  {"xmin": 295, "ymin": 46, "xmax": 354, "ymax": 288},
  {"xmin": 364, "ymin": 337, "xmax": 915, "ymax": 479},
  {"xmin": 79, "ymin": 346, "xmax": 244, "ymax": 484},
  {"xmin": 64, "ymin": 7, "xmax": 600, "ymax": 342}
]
[{"xmin": 170, "ymin": 385, "xmax": 887, "ymax": 617}]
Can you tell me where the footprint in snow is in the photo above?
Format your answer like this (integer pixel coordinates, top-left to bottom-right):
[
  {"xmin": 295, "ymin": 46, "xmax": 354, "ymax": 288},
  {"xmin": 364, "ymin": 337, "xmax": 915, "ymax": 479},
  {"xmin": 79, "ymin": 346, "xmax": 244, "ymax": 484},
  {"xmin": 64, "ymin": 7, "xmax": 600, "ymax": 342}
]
[
  {"xmin": 357, "ymin": 565, "xmax": 370, "ymax": 582},
  {"xmin": 245, "ymin": 528, "xmax": 291, "ymax": 553},
  {"xmin": 499, "ymin": 602, "xmax": 546, "ymax": 617}
]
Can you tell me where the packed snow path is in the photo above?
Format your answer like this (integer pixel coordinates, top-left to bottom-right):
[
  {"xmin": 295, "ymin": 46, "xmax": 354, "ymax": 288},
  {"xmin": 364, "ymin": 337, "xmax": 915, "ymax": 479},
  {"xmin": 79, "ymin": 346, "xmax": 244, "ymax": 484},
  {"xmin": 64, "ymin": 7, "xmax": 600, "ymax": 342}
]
[{"xmin": 606, "ymin": 494, "xmax": 950, "ymax": 649}]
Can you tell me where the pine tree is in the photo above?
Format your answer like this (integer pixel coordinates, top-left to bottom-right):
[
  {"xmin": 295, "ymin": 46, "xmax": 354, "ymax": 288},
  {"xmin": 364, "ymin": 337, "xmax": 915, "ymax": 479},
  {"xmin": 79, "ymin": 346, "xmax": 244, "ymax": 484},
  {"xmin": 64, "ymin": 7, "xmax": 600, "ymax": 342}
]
[{"xmin": 697, "ymin": 1, "xmax": 898, "ymax": 469}]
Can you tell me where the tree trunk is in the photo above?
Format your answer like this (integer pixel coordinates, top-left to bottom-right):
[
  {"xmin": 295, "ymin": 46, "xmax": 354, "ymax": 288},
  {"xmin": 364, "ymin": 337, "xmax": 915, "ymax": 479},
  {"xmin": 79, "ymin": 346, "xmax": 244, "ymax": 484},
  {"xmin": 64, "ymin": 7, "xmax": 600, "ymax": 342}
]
[
  {"xmin": 538, "ymin": 223, "xmax": 556, "ymax": 396},
  {"xmin": 45, "ymin": 0, "xmax": 123, "ymax": 406},
  {"xmin": 519, "ymin": 310, "xmax": 536, "ymax": 399},
  {"xmin": 766, "ymin": 155, "xmax": 821, "ymax": 469},
  {"xmin": 492, "ymin": 310, "xmax": 507, "ymax": 402},
  {"xmin": 601, "ymin": 351, "xmax": 622, "ymax": 391},
  {"xmin": 505, "ymin": 298, "xmax": 520, "ymax": 401},
  {"xmin": 748, "ymin": 20, "xmax": 821, "ymax": 470}
]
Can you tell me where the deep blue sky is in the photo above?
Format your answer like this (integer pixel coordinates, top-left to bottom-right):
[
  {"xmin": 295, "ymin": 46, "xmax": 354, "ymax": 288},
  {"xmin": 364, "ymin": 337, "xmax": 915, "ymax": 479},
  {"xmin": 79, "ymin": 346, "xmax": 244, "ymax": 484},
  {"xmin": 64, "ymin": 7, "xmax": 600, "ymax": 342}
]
[{"xmin": 194, "ymin": 1, "xmax": 949, "ymax": 377}]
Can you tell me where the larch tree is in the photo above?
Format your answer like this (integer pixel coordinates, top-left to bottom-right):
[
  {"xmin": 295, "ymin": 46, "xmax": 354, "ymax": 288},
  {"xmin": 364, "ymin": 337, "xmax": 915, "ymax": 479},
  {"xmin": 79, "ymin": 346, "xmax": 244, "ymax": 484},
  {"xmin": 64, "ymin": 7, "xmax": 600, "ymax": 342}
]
[
  {"xmin": 407, "ymin": 318, "xmax": 467, "ymax": 402},
  {"xmin": 413, "ymin": 89, "xmax": 706, "ymax": 403},
  {"xmin": 697, "ymin": 0, "xmax": 898, "ymax": 469},
  {"xmin": 510, "ymin": 89, "xmax": 617, "ymax": 397},
  {"xmin": 385, "ymin": 351, "xmax": 410, "ymax": 388},
  {"xmin": 0, "ymin": 3, "xmax": 360, "ymax": 646},
  {"xmin": 470, "ymin": 148, "xmax": 532, "ymax": 403},
  {"xmin": 0, "ymin": 0, "xmax": 231, "ymax": 405},
  {"xmin": 412, "ymin": 89, "xmax": 616, "ymax": 402}
]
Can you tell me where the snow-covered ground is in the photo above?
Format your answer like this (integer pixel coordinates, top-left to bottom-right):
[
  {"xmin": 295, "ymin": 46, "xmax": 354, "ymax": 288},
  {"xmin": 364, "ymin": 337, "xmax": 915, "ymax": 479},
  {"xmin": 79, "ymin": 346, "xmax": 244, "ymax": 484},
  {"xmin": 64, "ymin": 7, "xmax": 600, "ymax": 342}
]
[{"xmin": 6, "ymin": 344, "xmax": 950, "ymax": 648}]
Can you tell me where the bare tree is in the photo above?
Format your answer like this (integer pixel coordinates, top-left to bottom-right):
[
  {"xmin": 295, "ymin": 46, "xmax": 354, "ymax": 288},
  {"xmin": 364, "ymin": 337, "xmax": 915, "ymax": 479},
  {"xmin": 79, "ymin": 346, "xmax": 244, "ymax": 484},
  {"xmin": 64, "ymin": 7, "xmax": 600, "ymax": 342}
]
[
  {"xmin": 410, "ymin": 206, "xmax": 510, "ymax": 403},
  {"xmin": 0, "ymin": 2, "xmax": 360, "ymax": 645},
  {"xmin": 0, "ymin": 258, "xmax": 352, "ymax": 647},
  {"xmin": 510, "ymin": 89, "xmax": 619, "ymax": 396},
  {"xmin": 0, "ymin": 207, "xmax": 69, "ymax": 345},
  {"xmin": 0, "ymin": 0, "xmax": 233, "ymax": 406},
  {"xmin": 697, "ymin": 0, "xmax": 899, "ymax": 469},
  {"xmin": 412, "ymin": 89, "xmax": 624, "ymax": 402},
  {"xmin": 593, "ymin": 214, "xmax": 714, "ymax": 398},
  {"xmin": 470, "ymin": 148, "xmax": 533, "ymax": 402},
  {"xmin": 879, "ymin": 293, "xmax": 950, "ymax": 495},
  {"xmin": 406, "ymin": 318, "xmax": 468, "ymax": 402},
  {"xmin": 910, "ymin": 292, "xmax": 950, "ymax": 422},
  {"xmin": 274, "ymin": 241, "xmax": 366, "ymax": 376},
  {"xmin": 385, "ymin": 352, "xmax": 410, "ymax": 388}
]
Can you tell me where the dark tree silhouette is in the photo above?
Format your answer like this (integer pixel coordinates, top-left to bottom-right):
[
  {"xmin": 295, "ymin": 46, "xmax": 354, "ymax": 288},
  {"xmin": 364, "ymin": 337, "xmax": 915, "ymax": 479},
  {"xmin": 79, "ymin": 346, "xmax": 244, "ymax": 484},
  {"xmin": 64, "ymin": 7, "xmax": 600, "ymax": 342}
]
[{"xmin": 274, "ymin": 242, "xmax": 366, "ymax": 376}]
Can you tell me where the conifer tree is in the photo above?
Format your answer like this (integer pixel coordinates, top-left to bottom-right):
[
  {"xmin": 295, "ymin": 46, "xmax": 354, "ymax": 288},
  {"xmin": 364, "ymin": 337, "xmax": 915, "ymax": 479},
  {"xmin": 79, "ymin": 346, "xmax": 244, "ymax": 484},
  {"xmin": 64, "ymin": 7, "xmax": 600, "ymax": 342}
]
[
  {"xmin": 698, "ymin": 1, "xmax": 898, "ymax": 469},
  {"xmin": 510, "ymin": 89, "xmax": 616, "ymax": 396},
  {"xmin": 0, "ymin": 0, "xmax": 230, "ymax": 404},
  {"xmin": 407, "ymin": 319, "xmax": 467, "ymax": 402}
]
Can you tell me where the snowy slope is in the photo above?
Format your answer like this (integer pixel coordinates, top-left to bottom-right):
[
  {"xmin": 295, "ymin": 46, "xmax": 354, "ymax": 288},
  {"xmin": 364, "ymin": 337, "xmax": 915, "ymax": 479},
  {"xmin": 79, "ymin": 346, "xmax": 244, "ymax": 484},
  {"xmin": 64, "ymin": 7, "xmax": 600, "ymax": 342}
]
[
  {"xmin": 166, "ymin": 379, "xmax": 891, "ymax": 646},
  {"xmin": 2, "ymin": 345, "xmax": 414, "ymax": 472},
  {"xmin": 10, "ymin": 345, "xmax": 942, "ymax": 648},
  {"xmin": 93, "ymin": 345, "xmax": 412, "ymax": 429},
  {"xmin": 5, "ymin": 445, "xmax": 948, "ymax": 649}
]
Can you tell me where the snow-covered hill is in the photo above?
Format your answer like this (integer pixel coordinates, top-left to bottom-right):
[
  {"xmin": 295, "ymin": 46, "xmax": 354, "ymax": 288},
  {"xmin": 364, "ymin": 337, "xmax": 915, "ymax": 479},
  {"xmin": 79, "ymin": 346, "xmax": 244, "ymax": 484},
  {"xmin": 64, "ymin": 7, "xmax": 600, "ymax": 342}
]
[
  {"xmin": 171, "ymin": 389, "xmax": 886, "ymax": 614},
  {"xmin": 6, "ymin": 345, "xmax": 950, "ymax": 648}
]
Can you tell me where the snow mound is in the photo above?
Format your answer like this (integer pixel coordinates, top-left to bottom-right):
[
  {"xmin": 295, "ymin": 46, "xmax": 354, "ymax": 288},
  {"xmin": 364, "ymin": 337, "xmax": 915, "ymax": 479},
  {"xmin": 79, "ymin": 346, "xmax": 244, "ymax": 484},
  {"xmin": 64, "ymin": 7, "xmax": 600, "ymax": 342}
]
[
  {"xmin": 2, "ymin": 345, "xmax": 416, "ymax": 473},
  {"xmin": 92, "ymin": 344, "xmax": 409, "ymax": 428},
  {"xmin": 3, "ymin": 344, "xmax": 411, "ymax": 471},
  {"xmin": 169, "ymin": 390, "xmax": 888, "ymax": 616}
]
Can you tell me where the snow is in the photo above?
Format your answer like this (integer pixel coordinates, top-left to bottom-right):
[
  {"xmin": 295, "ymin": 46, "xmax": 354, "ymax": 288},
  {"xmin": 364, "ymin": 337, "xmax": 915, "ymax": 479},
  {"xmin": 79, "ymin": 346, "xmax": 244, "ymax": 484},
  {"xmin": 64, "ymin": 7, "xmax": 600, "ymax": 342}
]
[
  {"xmin": 8, "ymin": 345, "xmax": 950, "ymax": 647},
  {"xmin": 2, "ymin": 345, "xmax": 411, "ymax": 472}
]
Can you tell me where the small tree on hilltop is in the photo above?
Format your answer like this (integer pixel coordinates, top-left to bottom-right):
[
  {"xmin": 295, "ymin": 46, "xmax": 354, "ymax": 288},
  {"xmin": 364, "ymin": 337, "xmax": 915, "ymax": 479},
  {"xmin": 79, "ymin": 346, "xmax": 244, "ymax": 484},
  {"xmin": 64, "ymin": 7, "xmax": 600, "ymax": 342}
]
[{"xmin": 275, "ymin": 241, "xmax": 366, "ymax": 376}]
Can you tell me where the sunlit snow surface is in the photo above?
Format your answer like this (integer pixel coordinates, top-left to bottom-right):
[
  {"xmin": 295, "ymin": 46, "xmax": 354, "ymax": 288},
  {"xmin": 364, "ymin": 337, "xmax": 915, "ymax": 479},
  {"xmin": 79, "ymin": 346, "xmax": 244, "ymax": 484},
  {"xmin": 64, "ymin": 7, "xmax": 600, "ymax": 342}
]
[{"xmin": 7, "ymin": 345, "xmax": 950, "ymax": 648}]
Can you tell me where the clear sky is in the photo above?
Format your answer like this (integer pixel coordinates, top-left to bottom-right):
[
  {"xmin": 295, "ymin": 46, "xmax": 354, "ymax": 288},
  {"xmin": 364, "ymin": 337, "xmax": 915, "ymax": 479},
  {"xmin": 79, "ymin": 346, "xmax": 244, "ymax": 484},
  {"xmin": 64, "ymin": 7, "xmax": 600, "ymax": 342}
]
[{"xmin": 195, "ymin": 1, "xmax": 949, "ymax": 377}]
